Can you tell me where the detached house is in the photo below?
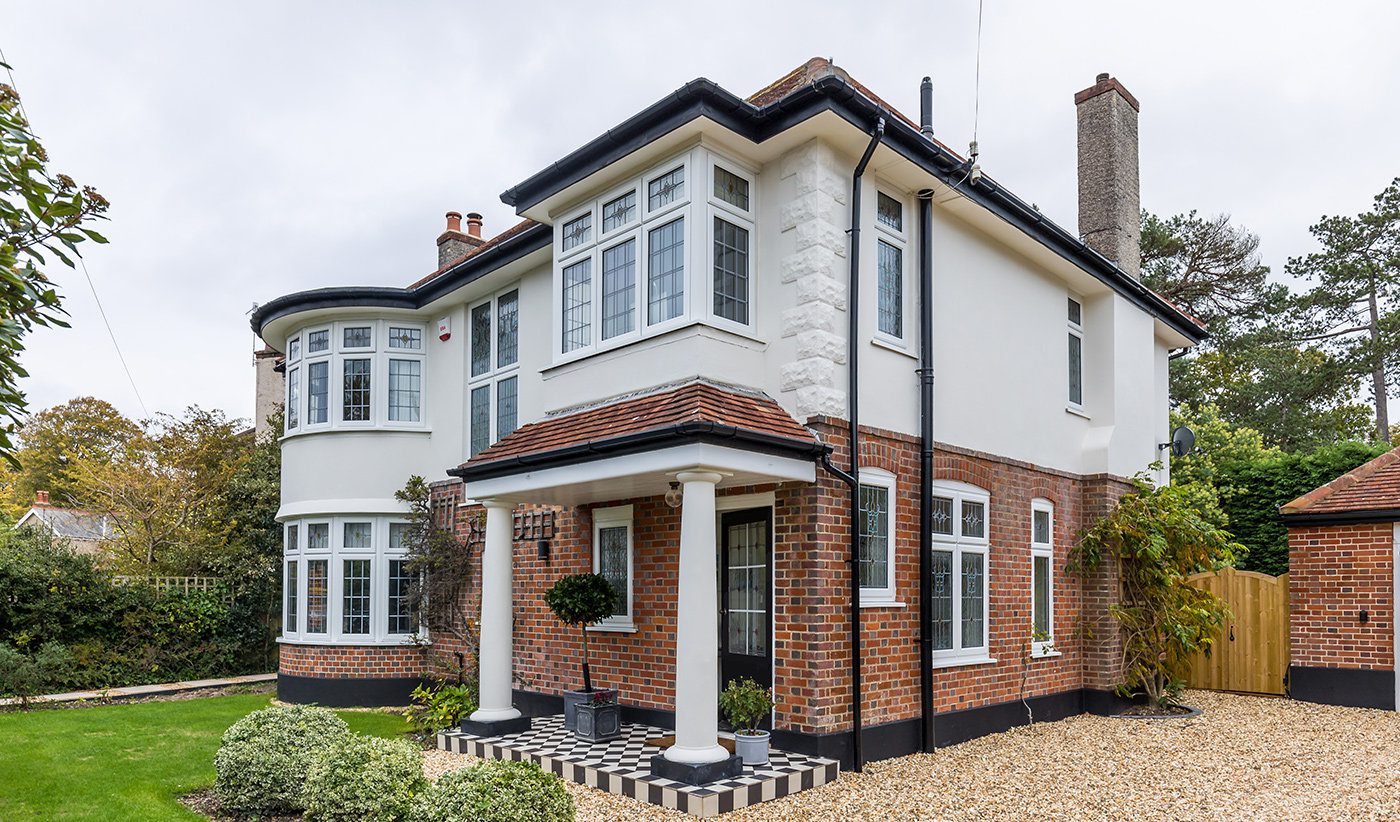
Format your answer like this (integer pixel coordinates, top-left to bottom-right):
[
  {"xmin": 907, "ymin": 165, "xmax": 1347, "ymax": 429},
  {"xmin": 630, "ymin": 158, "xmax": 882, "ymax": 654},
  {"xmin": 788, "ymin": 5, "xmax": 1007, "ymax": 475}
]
[{"xmin": 252, "ymin": 59, "xmax": 1203, "ymax": 781}]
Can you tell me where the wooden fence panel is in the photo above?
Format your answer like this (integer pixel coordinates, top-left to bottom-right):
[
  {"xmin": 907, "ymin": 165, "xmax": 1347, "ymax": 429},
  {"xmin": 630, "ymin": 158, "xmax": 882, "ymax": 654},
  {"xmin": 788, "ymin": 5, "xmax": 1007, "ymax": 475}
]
[{"xmin": 1185, "ymin": 569, "xmax": 1289, "ymax": 696}]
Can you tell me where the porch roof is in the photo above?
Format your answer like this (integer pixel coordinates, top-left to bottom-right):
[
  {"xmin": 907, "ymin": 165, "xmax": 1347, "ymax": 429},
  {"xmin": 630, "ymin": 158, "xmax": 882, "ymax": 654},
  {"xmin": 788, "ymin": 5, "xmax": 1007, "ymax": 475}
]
[{"xmin": 1280, "ymin": 446, "xmax": 1400, "ymax": 525}]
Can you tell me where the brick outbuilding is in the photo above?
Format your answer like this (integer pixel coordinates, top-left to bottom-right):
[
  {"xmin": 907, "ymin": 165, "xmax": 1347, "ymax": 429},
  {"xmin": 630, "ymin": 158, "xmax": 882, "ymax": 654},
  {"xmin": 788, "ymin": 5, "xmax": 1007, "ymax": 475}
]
[{"xmin": 1281, "ymin": 447, "xmax": 1400, "ymax": 710}]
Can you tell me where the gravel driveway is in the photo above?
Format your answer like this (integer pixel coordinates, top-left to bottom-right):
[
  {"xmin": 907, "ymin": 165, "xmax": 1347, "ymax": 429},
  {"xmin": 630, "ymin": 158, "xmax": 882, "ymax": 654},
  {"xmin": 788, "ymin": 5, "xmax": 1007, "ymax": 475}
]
[{"xmin": 424, "ymin": 691, "xmax": 1400, "ymax": 821}]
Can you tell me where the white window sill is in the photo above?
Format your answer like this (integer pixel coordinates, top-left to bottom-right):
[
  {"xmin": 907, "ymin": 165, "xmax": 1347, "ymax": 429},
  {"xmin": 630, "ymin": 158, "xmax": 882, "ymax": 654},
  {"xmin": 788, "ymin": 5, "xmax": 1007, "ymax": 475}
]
[
  {"xmin": 1030, "ymin": 648, "xmax": 1062, "ymax": 659},
  {"xmin": 870, "ymin": 336, "xmax": 918, "ymax": 360},
  {"xmin": 859, "ymin": 598, "xmax": 907, "ymax": 609},
  {"xmin": 586, "ymin": 623, "xmax": 638, "ymax": 634},
  {"xmin": 1065, "ymin": 405, "xmax": 1090, "ymax": 420},
  {"xmin": 281, "ymin": 426, "xmax": 432, "ymax": 443},
  {"xmin": 931, "ymin": 655, "xmax": 998, "ymax": 670},
  {"xmin": 277, "ymin": 635, "xmax": 424, "ymax": 647}
]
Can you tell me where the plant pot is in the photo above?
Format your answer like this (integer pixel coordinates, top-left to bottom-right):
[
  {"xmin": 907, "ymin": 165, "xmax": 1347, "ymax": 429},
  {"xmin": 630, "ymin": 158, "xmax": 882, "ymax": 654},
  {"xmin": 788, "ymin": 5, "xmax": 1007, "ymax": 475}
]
[
  {"xmin": 562, "ymin": 688, "xmax": 616, "ymax": 732},
  {"xmin": 575, "ymin": 701, "xmax": 622, "ymax": 742},
  {"xmin": 733, "ymin": 730, "xmax": 770, "ymax": 766}
]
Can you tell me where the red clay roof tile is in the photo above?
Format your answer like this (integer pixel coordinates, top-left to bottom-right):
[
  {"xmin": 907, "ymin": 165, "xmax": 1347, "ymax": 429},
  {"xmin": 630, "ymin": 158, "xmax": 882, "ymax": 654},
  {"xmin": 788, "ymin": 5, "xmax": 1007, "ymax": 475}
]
[{"xmin": 1281, "ymin": 446, "xmax": 1400, "ymax": 516}]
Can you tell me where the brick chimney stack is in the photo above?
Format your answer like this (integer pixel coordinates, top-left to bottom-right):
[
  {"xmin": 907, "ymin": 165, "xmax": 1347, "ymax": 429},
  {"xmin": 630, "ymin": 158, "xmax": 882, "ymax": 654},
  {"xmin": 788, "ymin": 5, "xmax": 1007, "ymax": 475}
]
[
  {"xmin": 436, "ymin": 210, "xmax": 486, "ymax": 269},
  {"xmin": 34, "ymin": 490, "xmax": 50, "ymax": 507},
  {"xmin": 1075, "ymin": 72, "xmax": 1141, "ymax": 279}
]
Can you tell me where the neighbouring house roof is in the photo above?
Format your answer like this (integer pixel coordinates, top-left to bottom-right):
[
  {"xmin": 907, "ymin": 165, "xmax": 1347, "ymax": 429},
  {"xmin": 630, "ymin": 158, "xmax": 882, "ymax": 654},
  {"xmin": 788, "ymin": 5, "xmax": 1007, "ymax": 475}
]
[
  {"xmin": 252, "ymin": 58, "xmax": 1205, "ymax": 344},
  {"xmin": 1280, "ymin": 446, "xmax": 1400, "ymax": 525},
  {"xmin": 451, "ymin": 379, "xmax": 824, "ymax": 481},
  {"xmin": 15, "ymin": 505, "xmax": 113, "ymax": 541}
]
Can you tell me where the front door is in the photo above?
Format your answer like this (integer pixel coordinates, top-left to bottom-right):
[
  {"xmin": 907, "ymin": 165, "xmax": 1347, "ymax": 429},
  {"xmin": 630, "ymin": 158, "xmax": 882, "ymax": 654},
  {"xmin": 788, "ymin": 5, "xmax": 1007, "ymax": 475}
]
[{"xmin": 719, "ymin": 508, "xmax": 772, "ymax": 701}]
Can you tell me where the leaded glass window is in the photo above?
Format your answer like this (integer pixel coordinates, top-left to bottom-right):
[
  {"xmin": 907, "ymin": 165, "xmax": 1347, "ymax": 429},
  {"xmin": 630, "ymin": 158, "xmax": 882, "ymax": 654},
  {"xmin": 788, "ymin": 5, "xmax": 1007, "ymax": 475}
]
[
  {"xmin": 496, "ymin": 376, "xmax": 518, "ymax": 440},
  {"xmin": 285, "ymin": 560, "xmax": 298, "ymax": 633},
  {"xmin": 388, "ymin": 359, "xmax": 421, "ymax": 422},
  {"xmin": 469, "ymin": 385, "xmax": 490, "ymax": 456},
  {"xmin": 306, "ymin": 559, "xmax": 328, "ymax": 633},
  {"xmin": 602, "ymin": 191, "xmax": 636, "ymax": 232},
  {"xmin": 306, "ymin": 329, "xmax": 329, "ymax": 353},
  {"xmin": 342, "ymin": 559, "xmax": 370, "ymax": 634},
  {"xmin": 496, "ymin": 290, "xmax": 518, "ymax": 368},
  {"xmin": 647, "ymin": 166, "xmax": 684, "ymax": 211},
  {"xmin": 562, "ymin": 212, "xmax": 592, "ymax": 252},
  {"xmin": 287, "ymin": 367, "xmax": 300, "ymax": 430},
  {"xmin": 713, "ymin": 218, "xmax": 749, "ymax": 325},
  {"xmin": 597, "ymin": 525, "xmax": 629, "ymax": 618},
  {"xmin": 930, "ymin": 496, "xmax": 954, "ymax": 535},
  {"xmin": 387, "ymin": 557, "xmax": 413, "ymax": 634},
  {"xmin": 343, "ymin": 326, "xmax": 372, "ymax": 349},
  {"xmin": 307, "ymin": 523, "xmax": 329, "ymax": 551},
  {"xmin": 1033, "ymin": 509, "xmax": 1051, "ymax": 545},
  {"xmin": 877, "ymin": 240, "xmax": 903, "ymax": 339},
  {"xmin": 647, "ymin": 218, "xmax": 684, "ymax": 324},
  {"xmin": 960, "ymin": 552, "xmax": 985, "ymax": 648},
  {"xmin": 930, "ymin": 550, "xmax": 953, "ymax": 650},
  {"xmin": 342, "ymin": 358, "xmax": 371, "ymax": 421},
  {"xmin": 470, "ymin": 302, "xmax": 491, "ymax": 377},
  {"xmin": 1033, "ymin": 554, "xmax": 1050, "ymax": 638},
  {"xmin": 1068, "ymin": 331, "xmax": 1083, "ymax": 406},
  {"xmin": 562, "ymin": 258, "xmax": 592, "ymax": 352},
  {"xmin": 602, "ymin": 239, "xmax": 637, "ymax": 340},
  {"xmin": 288, "ymin": 337, "xmax": 301, "ymax": 361},
  {"xmin": 286, "ymin": 524, "xmax": 299, "ymax": 553},
  {"xmin": 961, "ymin": 500, "xmax": 985, "ymax": 539},
  {"xmin": 388, "ymin": 327, "xmax": 421, "ymax": 350},
  {"xmin": 714, "ymin": 167, "xmax": 749, "ymax": 211},
  {"xmin": 931, "ymin": 488, "xmax": 991, "ymax": 659},
  {"xmin": 1068, "ymin": 297, "xmax": 1082, "ymax": 325},
  {"xmin": 343, "ymin": 521, "xmax": 372, "ymax": 549},
  {"xmin": 858, "ymin": 484, "xmax": 889, "ymax": 591},
  {"xmin": 307, "ymin": 361, "xmax": 328, "ymax": 424},
  {"xmin": 877, "ymin": 192, "xmax": 903, "ymax": 231}
]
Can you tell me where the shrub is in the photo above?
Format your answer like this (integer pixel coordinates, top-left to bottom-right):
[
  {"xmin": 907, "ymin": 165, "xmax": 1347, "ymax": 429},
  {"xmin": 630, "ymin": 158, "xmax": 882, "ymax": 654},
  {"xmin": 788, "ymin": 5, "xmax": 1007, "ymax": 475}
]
[
  {"xmin": 410, "ymin": 760, "xmax": 573, "ymax": 822},
  {"xmin": 542, "ymin": 573, "xmax": 616, "ymax": 692},
  {"xmin": 0, "ymin": 641, "xmax": 77, "ymax": 708},
  {"xmin": 304, "ymin": 734, "xmax": 426, "ymax": 822},
  {"xmin": 214, "ymin": 705, "xmax": 350, "ymax": 815},
  {"xmin": 718, "ymin": 677, "xmax": 772, "ymax": 735},
  {"xmin": 407, "ymin": 679, "xmax": 478, "ymax": 734}
]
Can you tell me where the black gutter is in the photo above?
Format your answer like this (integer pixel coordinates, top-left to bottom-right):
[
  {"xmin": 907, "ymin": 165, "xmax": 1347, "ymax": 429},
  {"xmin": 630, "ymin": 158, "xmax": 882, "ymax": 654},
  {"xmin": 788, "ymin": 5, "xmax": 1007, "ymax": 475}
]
[
  {"xmin": 449, "ymin": 421, "xmax": 829, "ymax": 482},
  {"xmin": 248, "ymin": 221, "xmax": 552, "ymax": 336},
  {"xmin": 1279, "ymin": 509, "xmax": 1400, "ymax": 527},
  {"xmin": 917, "ymin": 183, "xmax": 935, "ymax": 753},
  {"xmin": 498, "ymin": 73, "xmax": 1204, "ymax": 344}
]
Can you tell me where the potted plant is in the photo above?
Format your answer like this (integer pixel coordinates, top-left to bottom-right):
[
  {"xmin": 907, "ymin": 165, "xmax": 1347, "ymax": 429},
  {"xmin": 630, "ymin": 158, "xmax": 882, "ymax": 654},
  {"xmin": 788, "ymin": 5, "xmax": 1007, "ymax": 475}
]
[
  {"xmin": 719, "ymin": 678, "xmax": 773, "ymax": 766},
  {"xmin": 543, "ymin": 573, "xmax": 619, "ymax": 733},
  {"xmin": 574, "ymin": 689, "xmax": 622, "ymax": 742}
]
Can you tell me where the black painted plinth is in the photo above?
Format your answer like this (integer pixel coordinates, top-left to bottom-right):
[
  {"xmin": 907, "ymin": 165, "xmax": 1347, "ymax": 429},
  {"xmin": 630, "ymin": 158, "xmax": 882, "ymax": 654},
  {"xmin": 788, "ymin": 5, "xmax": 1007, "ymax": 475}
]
[
  {"xmin": 649, "ymin": 752, "xmax": 743, "ymax": 786},
  {"xmin": 461, "ymin": 714, "xmax": 533, "ymax": 736}
]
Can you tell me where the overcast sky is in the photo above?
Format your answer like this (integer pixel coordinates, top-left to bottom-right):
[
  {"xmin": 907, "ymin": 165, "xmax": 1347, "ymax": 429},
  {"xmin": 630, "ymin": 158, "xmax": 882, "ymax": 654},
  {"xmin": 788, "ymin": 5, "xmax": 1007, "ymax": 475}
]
[{"xmin": 7, "ymin": 1, "xmax": 1398, "ymax": 424}]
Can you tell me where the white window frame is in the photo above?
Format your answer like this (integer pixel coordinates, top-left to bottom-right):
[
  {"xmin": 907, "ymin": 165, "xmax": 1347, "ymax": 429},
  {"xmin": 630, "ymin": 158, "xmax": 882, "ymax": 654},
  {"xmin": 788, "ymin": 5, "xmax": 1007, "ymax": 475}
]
[
  {"xmin": 283, "ymin": 523, "xmax": 301, "ymax": 639},
  {"xmin": 872, "ymin": 187, "xmax": 910, "ymax": 347},
  {"xmin": 1067, "ymin": 295, "xmax": 1085, "ymax": 412},
  {"xmin": 1030, "ymin": 498, "xmax": 1057, "ymax": 658},
  {"xmin": 466, "ymin": 285, "xmax": 523, "ymax": 458},
  {"xmin": 384, "ymin": 520, "xmax": 415, "ymax": 638},
  {"xmin": 931, "ymin": 481, "xmax": 992, "ymax": 667},
  {"xmin": 590, "ymin": 504, "xmax": 636, "ymax": 632},
  {"xmin": 284, "ymin": 319, "xmax": 428, "ymax": 437},
  {"xmin": 857, "ymin": 468, "xmax": 899, "ymax": 606},
  {"xmin": 706, "ymin": 156, "xmax": 758, "ymax": 335}
]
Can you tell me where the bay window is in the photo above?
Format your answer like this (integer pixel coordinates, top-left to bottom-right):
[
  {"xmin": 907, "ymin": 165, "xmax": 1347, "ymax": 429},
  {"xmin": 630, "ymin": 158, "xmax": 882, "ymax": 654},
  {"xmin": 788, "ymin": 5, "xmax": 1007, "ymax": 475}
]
[
  {"xmin": 466, "ymin": 287, "xmax": 521, "ymax": 457},
  {"xmin": 930, "ymin": 482, "xmax": 991, "ymax": 664},
  {"xmin": 284, "ymin": 319, "xmax": 426, "ymax": 434},
  {"xmin": 281, "ymin": 515, "xmax": 415, "ymax": 644}
]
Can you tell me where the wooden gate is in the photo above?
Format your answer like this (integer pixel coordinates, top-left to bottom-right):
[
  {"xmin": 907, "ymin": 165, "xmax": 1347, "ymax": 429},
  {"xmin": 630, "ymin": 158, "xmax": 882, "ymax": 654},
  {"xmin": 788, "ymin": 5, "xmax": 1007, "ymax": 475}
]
[{"xmin": 1185, "ymin": 569, "xmax": 1289, "ymax": 695}]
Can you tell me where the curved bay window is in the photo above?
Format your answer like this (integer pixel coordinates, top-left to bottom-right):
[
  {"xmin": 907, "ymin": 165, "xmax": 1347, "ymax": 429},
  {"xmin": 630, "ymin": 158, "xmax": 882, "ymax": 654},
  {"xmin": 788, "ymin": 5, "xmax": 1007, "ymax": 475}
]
[
  {"xmin": 284, "ymin": 319, "xmax": 427, "ymax": 435},
  {"xmin": 280, "ymin": 515, "xmax": 416, "ymax": 644}
]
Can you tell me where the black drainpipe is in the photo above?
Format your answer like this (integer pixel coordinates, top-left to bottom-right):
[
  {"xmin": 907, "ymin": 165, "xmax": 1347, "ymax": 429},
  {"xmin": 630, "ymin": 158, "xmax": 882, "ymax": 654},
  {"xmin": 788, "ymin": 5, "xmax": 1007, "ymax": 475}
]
[
  {"xmin": 917, "ymin": 186, "xmax": 936, "ymax": 751},
  {"xmin": 817, "ymin": 114, "xmax": 884, "ymax": 773}
]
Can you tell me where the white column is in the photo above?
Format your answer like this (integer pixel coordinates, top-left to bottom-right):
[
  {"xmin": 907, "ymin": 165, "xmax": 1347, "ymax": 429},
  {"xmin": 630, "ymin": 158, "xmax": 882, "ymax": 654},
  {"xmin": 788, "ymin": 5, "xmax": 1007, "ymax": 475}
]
[
  {"xmin": 665, "ymin": 471, "xmax": 730, "ymax": 765},
  {"xmin": 469, "ymin": 500, "xmax": 520, "ymax": 723}
]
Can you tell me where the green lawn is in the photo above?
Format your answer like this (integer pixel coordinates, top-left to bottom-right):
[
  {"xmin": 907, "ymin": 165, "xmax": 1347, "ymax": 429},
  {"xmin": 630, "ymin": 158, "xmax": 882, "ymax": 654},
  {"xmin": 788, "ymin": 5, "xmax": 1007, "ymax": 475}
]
[{"xmin": 0, "ymin": 692, "xmax": 413, "ymax": 822}]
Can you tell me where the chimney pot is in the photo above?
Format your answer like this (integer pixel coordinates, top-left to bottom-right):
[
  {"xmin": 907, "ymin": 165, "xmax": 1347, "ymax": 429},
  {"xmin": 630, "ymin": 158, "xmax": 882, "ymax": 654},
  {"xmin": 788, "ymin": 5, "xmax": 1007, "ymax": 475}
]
[
  {"xmin": 1096, "ymin": 72, "xmax": 1110, "ymax": 83},
  {"xmin": 445, "ymin": 211, "xmax": 463, "ymax": 232},
  {"xmin": 466, "ymin": 212, "xmax": 483, "ymax": 238},
  {"xmin": 35, "ymin": 490, "xmax": 50, "ymax": 506}
]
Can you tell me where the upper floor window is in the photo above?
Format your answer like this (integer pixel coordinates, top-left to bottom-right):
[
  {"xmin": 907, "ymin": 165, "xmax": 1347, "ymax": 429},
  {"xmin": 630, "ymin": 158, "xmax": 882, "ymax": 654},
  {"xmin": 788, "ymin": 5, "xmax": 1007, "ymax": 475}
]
[
  {"xmin": 467, "ymin": 287, "xmax": 521, "ymax": 456},
  {"xmin": 1067, "ymin": 296, "xmax": 1084, "ymax": 409},
  {"xmin": 285, "ymin": 319, "xmax": 426, "ymax": 435},
  {"xmin": 1031, "ymin": 499, "xmax": 1055, "ymax": 656},
  {"xmin": 930, "ymin": 482, "xmax": 990, "ymax": 664},
  {"xmin": 551, "ymin": 148, "xmax": 757, "ymax": 363},
  {"xmin": 874, "ymin": 189, "xmax": 908, "ymax": 343},
  {"xmin": 857, "ymin": 469, "xmax": 897, "ymax": 605}
]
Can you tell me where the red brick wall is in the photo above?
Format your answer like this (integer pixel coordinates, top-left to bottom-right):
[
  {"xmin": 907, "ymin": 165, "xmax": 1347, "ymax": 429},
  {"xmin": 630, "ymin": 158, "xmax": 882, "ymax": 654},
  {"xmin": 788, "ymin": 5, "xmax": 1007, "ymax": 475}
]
[
  {"xmin": 279, "ymin": 642, "xmax": 427, "ymax": 679},
  {"xmin": 1290, "ymin": 522, "xmax": 1395, "ymax": 670}
]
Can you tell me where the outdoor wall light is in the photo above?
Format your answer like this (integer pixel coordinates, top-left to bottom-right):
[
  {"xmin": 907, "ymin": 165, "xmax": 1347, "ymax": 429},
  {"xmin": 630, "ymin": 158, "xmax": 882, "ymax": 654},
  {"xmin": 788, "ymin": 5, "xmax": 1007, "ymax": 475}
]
[{"xmin": 665, "ymin": 481, "xmax": 683, "ymax": 509}]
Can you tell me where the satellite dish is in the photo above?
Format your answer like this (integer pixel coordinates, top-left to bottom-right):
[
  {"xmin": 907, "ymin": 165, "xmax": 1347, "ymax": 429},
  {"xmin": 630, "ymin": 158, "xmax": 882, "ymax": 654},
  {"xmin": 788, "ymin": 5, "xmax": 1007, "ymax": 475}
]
[{"xmin": 1170, "ymin": 426, "xmax": 1196, "ymax": 458}]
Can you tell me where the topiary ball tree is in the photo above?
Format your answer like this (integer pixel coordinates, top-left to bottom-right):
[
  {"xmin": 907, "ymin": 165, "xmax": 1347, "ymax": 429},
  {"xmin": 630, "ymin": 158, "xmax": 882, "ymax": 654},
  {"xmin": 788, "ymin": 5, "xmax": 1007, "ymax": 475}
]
[{"xmin": 543, "ymin": 573, "xmax": 616, "ymax": 692}]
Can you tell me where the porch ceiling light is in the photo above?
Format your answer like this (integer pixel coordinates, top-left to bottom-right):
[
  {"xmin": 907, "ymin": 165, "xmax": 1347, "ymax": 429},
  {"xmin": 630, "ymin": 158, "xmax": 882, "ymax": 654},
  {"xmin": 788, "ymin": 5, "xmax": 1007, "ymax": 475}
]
[{"xmin": 665, "ymin": 481, "xmax": 682, "ymax": 509}]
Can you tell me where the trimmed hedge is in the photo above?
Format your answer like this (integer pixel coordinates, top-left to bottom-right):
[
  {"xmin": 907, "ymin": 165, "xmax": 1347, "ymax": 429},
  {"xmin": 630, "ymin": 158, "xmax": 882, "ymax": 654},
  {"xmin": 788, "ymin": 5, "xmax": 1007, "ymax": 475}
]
[
  {"xmin": 214, "ymin": 705, "xmax": 350, "ymax": 815},
  {"xmin": 411, "ymin": 760, "xmax": 574, "ymax": 822},
  {"xmin": 304, "ymin": 734, "xmax": 426, "ymax": 821}
]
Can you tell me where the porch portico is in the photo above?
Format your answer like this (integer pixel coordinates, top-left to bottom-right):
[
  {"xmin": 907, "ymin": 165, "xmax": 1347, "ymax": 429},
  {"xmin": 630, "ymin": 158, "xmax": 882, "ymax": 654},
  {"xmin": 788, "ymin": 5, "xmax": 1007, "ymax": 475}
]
[{"xmin": 450, "ymin": 380, "xmax": 824, "ymax": 785}]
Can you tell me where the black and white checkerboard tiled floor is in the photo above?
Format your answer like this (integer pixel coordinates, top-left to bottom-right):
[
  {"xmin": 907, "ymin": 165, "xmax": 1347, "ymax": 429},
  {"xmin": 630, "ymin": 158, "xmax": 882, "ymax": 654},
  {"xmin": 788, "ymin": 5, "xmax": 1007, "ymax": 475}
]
[{"xmin": 437, "ymin": 716, "xmax": 839, "ymax": 818}]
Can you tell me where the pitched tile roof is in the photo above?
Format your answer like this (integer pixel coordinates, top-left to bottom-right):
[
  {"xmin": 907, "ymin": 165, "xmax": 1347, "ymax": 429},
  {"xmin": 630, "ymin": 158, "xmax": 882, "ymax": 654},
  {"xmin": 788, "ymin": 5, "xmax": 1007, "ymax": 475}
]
[
  {"xmin": 1281, "ymin": 446, "xmax": 1400, "ymax": 517},
  {"xmin": 407, "ymin": 218, "xmax": 540, "ymax": 290},
  {"xmin": 458, "ymin": 380, "xmax": 818, "ymax": 473},
  {"xmin": 19, "ymin": 506, "xmax": 113, "ymax": 541}
]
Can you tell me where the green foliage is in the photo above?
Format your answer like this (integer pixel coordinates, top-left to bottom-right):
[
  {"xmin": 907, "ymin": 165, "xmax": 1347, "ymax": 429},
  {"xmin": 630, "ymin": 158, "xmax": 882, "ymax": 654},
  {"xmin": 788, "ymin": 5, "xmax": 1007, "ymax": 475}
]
[
  {"xmin": 544, "ymin": 573, "xmax": 616, "ymax": 692},
  {"xmin": 407, "ymin": 679, "xmax": 478, "ymax": 734},
  {"xmin": 1140, "ymin": 209, "xmax": 1283, "ymax": 328},
  {"xmin": 304, "ymin": 734, "xmax": 426, "ymax": 822},
  {"xmin": 0, "ymin": 641, "xmax": 75, "ymax": 707},
  {"xmin": 396, "ymin": 476, "xmax": 474, "ymax": 650},
  {"xmin": 1068, "ymin": 476, "xmax": 1243, "ymax": 706},
  {"xmin": 0, "ymin": 75, "xmax": 110, "ymax": 467},
  {"xmin": 213, "ymin": 704, "xmax": 351, "ymax": 815},
  {"xmin": 410, "ymin": 760, "xmax": 575, "ymax": 822},
  {"xmin": 718, "ymin": 677, "xmax": 773, "ymax": 735},
  {"xmin": 6, "ymin": 396, "xmax": 137, "ymax": 512}
]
